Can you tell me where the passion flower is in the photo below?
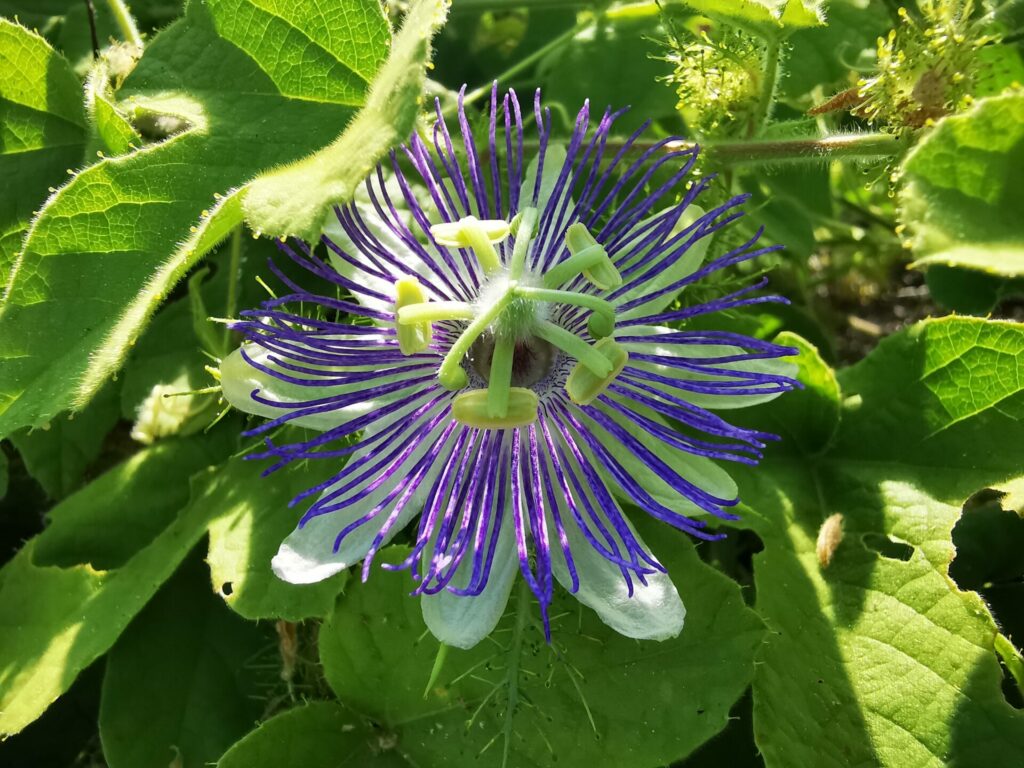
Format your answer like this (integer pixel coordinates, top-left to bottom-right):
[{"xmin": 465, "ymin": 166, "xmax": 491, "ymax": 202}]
[{"xmin": 220, "ymin": 86, "xmax": 798, "ymax": 648}]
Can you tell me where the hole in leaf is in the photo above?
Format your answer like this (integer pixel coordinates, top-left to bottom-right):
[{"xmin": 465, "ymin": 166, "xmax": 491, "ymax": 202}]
[
  {"xmin": 950, "ymin": 491, "xmax": 1024, "ymax": 709},
  {"xmin": 861, "ymin": 533, "xmax": 913, "ymax": 561},
  {"xmin": 221, "ymin": 581, "xmax": 233, "ymax": 596}
]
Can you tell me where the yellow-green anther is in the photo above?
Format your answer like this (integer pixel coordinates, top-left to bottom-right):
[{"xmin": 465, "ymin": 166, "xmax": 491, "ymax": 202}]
[
  {"xmin": 508, "ymin": 207, "xmax": 538, "ymax": 279},
  {"xmin": 397, "ymin": 301, "xmax": 475, "ymax": 325},
  {"xmin": 430, "ymin": 216, "xmax": 509, "ymax": 275},
  {"xmin": 566, "ymin": 338, "xmax": 629, "ymax": 406},
  {"xmin": 544, "ymin": 223, "xmax": 622, "ymax": 290},
  {"xmin": 453, "ymin": 387, "xmax": 539, "ymax": 429},
  {"xmin": 514, "ymin": 285, "xmax": 615, "ymax": 339},
  {"xmin": 535, "ymin": 321, "xmax": 612, "ymax": 378},
  {"xmin": 394, "ymin": 277, "xmax": 432, "ymax": 355},
  {"xmin": 438, "ymin": 284, "xmax": 515, "ymax": 389},
  {"xmin": 486, "ymin": 335, "xmax": 515, "ymax": 418}
]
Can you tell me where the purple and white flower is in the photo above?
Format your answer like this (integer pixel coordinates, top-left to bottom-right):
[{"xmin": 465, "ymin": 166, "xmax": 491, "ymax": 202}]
[{"xmin": 219, "ymin": 86, "xmax": 798, "ymax": 649}]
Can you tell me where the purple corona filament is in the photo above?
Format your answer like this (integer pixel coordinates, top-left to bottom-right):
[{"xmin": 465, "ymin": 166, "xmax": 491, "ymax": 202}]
[{"xmin": 220, "ymin": 85, "xmax": 799, "ymax": 648}]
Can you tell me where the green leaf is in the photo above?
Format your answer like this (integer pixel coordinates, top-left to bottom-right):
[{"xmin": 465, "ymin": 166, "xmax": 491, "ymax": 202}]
[
  {"xmin": 217, "ymin": 702, "xmax": 411, "ymax": 768},
  {"xmin": 241, "ymin": 0, "xmax": 450, "ymax": 241},
  {"xmin": 900, "ymin": 92, "xmax": 1024, "ymax": 277},
  {"xmin": 0, "ymin": 19, "xmax": 86, "ymax": 284},
  {"xmin": 680, "ymin": 0, "xmax": 825, "ymax": 29},
  {"xmin": 206, "ymin": 451, "xmax": 348, "ymax": 622},
  {"xmin": 8, "ymin": 382, "xmax": 120, "ymax": 499},
  {"xmin": 738, "ymin": 331, "xmax": 839, "ymax": 455},
  {"xmin": 99, "ymin": 554, "xmax": 270, "ymax": 768},
  {"xmin": 0, "ymin": 432, "xmax": 233, "ymax": 736},
  {"xmin": 318, "ymin": 521, "xmax": 764, "ymax": 768},
  {"xmin": 0, "ymin": 0, "xmax": 446, "ymax": 440},
  {"xmin": 737, "ymin": 317, "xmax": 1024, "ymax": 767}
]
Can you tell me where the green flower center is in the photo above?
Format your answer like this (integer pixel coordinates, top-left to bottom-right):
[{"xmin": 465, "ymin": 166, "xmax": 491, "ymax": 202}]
[{"xmin": 394, "ymin": 209, "xmax": 630, "ymax": 427}]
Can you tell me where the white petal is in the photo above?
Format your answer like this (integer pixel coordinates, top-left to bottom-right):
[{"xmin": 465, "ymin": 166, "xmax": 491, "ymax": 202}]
[
  {"xmin": 421, "ymin": 508, "xmax": 517, "ymax": 650},
  {"xmin": 620, "ymin": 325, "xmax": 798, "ymax": 410},
  {"xmin": 550, "ymin": 497, "xmax": 684, "ymax": 641},
  {"xmin": 220, "ymin": 343, "xmax": 422, "ymax": 432},
  {"xmin": 580, "ymin": 396, "xmax": 738, "ymax": 516},
  {"xmin": 272, "ymin": 405, "xmax": 450, "ymax": 585},
  {"xmin": 520, "ymin": 143, "xmax": 568, "ymax": 212},
  {"xmin": 614, "ymin": 205, "xmax": 709, "ymax": 318},
  {"xmin": 323, "ymin": 202, "xmax": 411, "ymax": 315}
]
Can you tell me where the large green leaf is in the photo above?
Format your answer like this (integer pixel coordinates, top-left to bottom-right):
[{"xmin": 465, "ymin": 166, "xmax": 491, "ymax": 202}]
[
  {"xmin": 0, "ymin": 0, "xmax": 447, "ymax": 440},
  {"xmin": 735, "ymin": 317, "xmax": 1024, "ymax": 767},
  {"xmin": 0, "ymin": 19, "xmax": 85, "ymax": 284},
  {"xmin": 0, "ymin": 433, "xmax": 232, "ymax": 736},
  {"xmin": 900, "ymin": 92, "xmax": 1024, "ymax": 277},
  {"xmin": 318, "ymin": 523, "xmax": 764, "ymax": 768},
  {"xmin": 99, "ymin": 554, "xmax": 270, "ymax": 768},
  {"xmin": 217, "ymin": 702, "xmax": 410, "ymax": 768}
]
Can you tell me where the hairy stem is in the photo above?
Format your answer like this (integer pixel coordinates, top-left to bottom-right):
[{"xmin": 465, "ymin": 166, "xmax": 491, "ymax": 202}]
[
  {"xmin": 223, "ymin": 226, "xmax": 241, "ymax": 355},
  {"xmin": 104, "ymin": 0, "xmax": 144, "ymax": 48},
  {"xmin": 750, "ymin": 35, "xmax": 781, "ymax": 137}
]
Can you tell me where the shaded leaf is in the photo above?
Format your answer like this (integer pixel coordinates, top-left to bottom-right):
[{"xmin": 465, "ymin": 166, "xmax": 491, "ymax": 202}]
[
  {"xmin": 8, "ymin": 382, "xmax": 120, "ymax": 499},
  {"xmin": 0, "ymin": 19, "xmax": 85, "ymax": 283},
  {"xmin": 0, "ymin": 432, "xmax": 234, "ymax": 736},
  {"xmin": 217, "ymin": 702, "xmax": 410, "ymax": 768},
  {"xmin": 100, "ymin": 554, "xmax": 270, "ymax": 768}
]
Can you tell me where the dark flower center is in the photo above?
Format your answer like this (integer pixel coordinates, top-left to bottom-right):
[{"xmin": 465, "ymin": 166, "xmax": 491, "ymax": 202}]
[{"xmin": 469, "ymin": 333, "xmax": 555, "ymax": 389}]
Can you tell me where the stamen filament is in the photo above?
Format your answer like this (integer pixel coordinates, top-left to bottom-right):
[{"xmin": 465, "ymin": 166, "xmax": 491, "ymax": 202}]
[
  {"xmin": 513, "ymin": 285, "xmax": 615, "ymax": 338},
  {"xmin": 535, "ymin": 321, "xmax": 612, "ymax": 377},
  {"xmin": 438, "ymin": 284, "xmax": 516, "ymax": 389},
  {"xmin": 487, "ymin": 335, "xmax": 515, "ymax": 418},
  {"xmin": 398, "ymin": 301, "xmax": 475, "ymax": 325},
  {"xmin": 544, "ymin": 222, "xmax": 622, "ymax": 291}
]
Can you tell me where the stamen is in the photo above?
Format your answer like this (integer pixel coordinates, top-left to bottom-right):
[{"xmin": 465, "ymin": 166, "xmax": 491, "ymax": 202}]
[
  {"xmin": 566, "ymin": 338, "xmax": 629, "ymax": 405},
  {"xmin": 508, "ymin": 207, "xmax": 538, "ymax": 279},
  {"xmin": 513, "ymin": 285, "xmax": 615, "ymax": 339},
  {"xmin": 430, "ymin": 216, "xmax": 509, "ymax": 275},
  {"xmin": 397, "ymin": 301, "xmax": 475, "ymax": 324},
  {"xmin": 452, "ymin": 387, "xmax": 539, "ymax": 429},
  {"xmin": 394, "ymin": 277, "xmax": 432, "ymax": 355},
  {"xmin": 437, "ymin": 283, "xmax": 516, "ymax": 389},
  {"xmin": 544, "ymin": 223, "xmax": 622, "ymax": 290},
  {"xmin": 535, "ymin": 321, "xmax": 613, "ymax": 378}
]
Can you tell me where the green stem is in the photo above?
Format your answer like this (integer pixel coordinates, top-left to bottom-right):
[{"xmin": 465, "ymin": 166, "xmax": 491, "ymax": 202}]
[
  {"xmin": 521, "ymin": 132, "xmax": 903, "ymax": 167},
  {"xmin": 995, "ymin": 633, "xmax": 1024, "ymax": 699},
  {"xmin": 104, "ymin": 0, "xmax": 143, "ymax": 47},
  {"xmin": 501, "ymin": 578, "xmax": 531, "ymax": 768},
  {"xmin": 223, "ymin": 226, "xmax": 242, "ymax": 355},
  {"xmin": 750, "ymin": 35, "xmax": 781, "ymax": 137},
  {"xmin": 455, "ymin": 17, "xmax": 593, "ymax": 114}
]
